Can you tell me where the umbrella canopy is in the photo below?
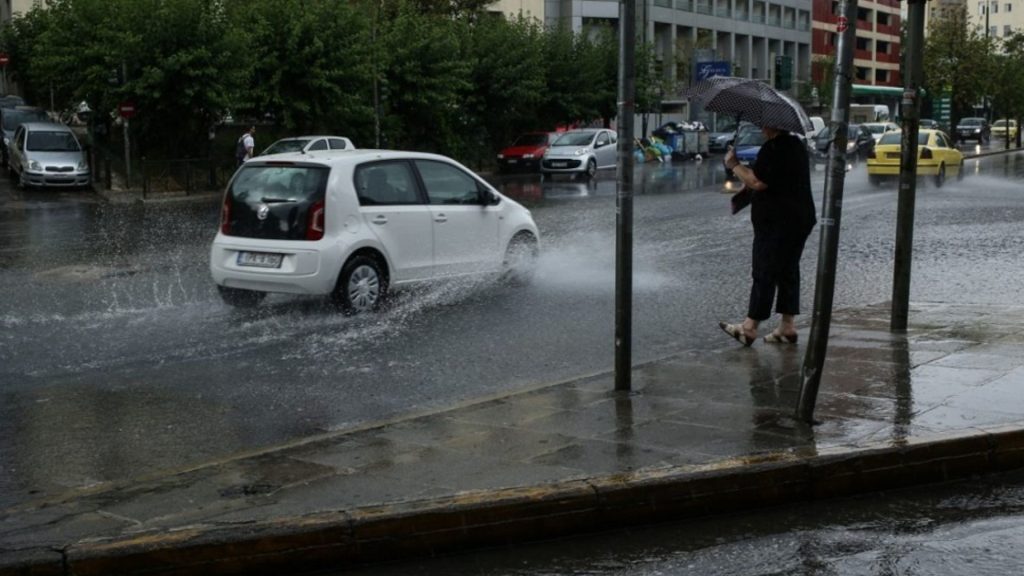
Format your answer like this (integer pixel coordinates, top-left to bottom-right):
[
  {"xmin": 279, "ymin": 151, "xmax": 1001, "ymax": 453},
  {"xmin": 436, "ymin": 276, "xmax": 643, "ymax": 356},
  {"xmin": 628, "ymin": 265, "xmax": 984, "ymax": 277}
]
[{"xmin": 683, "ymin": 76, "xmax": 813, "ymax": 134}]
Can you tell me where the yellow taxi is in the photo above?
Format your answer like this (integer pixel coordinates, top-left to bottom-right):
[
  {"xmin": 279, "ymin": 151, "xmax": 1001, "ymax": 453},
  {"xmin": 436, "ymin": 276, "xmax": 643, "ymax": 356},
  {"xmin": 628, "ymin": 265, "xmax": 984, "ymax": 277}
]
[
  {"xmin": 991, "ymin": 119, "xmax": 1018, "ymax": 141},
  {"xmin": 866, "ymin": 129, "xmax": 963, "ymax": 188}
]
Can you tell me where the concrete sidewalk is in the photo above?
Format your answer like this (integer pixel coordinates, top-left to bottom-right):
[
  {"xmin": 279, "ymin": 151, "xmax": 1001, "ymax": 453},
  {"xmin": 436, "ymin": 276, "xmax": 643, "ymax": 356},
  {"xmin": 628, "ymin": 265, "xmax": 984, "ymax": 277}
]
[{"xmin": 3, "ymin": 302, "xmax": 1024, "ymax": 575}]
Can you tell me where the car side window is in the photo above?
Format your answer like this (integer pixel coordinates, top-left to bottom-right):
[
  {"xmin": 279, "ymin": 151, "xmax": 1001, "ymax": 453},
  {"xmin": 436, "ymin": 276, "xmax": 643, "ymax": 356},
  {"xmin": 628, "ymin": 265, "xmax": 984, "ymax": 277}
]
[
  {"xmin": 414, "ymin": 160, "xmax": 482, "ymax": 205},
  {"xmin": 936, "ymin": 133, "xmax": 949, "ymax": 148},
  {"xmin": 596, "ymin": 132, "xmax": 609, "ymax": 147},
  {"xmin": 354, "ymin": 161, "xmax": 420, "ymax": 206},
  {"xmin": 328, "ymin": 138, "xmax": 348, "ymax": 150},
  {"xmin": 308, "ymin": 139, "xmax": 328, "ymax": 151}
]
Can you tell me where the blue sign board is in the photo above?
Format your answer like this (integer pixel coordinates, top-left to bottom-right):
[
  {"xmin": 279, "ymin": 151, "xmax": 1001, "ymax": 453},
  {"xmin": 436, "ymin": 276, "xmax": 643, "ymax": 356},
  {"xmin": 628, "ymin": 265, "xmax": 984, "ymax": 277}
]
[{"xmin": 694, "ymin": 60, "xmax": 731, "ymax": 82}]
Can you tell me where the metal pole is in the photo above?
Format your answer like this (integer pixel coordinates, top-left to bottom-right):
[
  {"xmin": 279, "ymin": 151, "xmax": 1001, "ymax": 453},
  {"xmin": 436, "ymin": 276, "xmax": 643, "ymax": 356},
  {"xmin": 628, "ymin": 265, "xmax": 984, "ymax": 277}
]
[
  {"xmin": 796, "ymin": 0, "xmax": 858, "ymax": 423},
  {"xmin": 614, "ymin": 0, "xmax": 637, "ymax": 391},
  {"xmin": 891, "ymin": 0, "xmax": 926, "ymax": 331}
]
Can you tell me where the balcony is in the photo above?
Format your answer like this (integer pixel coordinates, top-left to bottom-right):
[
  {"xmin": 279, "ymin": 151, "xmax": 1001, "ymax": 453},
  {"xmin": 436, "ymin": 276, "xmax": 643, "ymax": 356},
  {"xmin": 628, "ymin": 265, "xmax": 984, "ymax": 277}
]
[
  {"xmin": 676, "ymin": 0, "xmax": 694, "ymax": 11},
  {"xmin": 767, "ymin": 15, "xmax": 781, "ymax": 26},
  {"xmin": 696, "ymin": 0, "xmax": 713, "ymax": 15},
  {"xmin": 655, "ymin": 0, "xmax": 671, "ymax": 7},
  {"xmin": 736, "ymin": 9, "xmax": 749, "ymax": 21},
  {"xmin": 751, "ymin": 12, "xmax": 765, "ymax": 23},
  {"xmin": 715, "ymin": 5, "xmax": 732, "ymax": 17}
]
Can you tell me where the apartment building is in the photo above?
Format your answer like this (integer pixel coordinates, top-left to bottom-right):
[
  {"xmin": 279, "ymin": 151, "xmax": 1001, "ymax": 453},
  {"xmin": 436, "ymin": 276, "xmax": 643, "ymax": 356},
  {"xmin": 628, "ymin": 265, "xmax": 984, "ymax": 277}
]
[
  {"xmin": 811, "ymin": 0, "xmax": 902, "ymax": 87},
  {"xmin": 541, "ymin": 0, "xmax": 813, "ymax": 90},
  {"xmin": 1, "ymin": 0, "xmax": 49, "ymax": 23},
  {"xmin": 969, "ymin": 0, "xmax": 1023, "ymax": 39}
]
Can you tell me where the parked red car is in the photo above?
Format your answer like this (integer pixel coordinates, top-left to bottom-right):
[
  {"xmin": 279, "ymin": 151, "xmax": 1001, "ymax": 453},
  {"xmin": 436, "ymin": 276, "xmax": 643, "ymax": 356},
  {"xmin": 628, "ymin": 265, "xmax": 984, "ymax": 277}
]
[{"xmin": 496, "ymin": 132, "xmax": 557, "ymax": 173}]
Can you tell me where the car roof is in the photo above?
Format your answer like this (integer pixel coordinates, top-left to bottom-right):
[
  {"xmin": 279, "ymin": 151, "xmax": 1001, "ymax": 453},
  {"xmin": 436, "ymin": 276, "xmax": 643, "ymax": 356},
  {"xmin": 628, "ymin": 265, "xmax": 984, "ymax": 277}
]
[
  {"xmin": 19, "ymin": 121, "xmax": 71, "ymax": 132},
  {"xmin": 273, "ymin": 135, "xmax": 348, "ymax": 141},
  {"xmin": 245, "ymin": 149, "xmax": 460, "ymax": 167}
]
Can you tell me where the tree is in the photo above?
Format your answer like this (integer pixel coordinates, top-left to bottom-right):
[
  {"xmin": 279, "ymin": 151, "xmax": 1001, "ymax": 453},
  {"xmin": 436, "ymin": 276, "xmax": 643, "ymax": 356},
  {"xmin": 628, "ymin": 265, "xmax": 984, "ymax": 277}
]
[
  {"xmin": 989, "ymin": 32, "xmax": 1024, "ymax": 148},
  {"xmin": 923, "ymin": 6, "xmax": 996, "ymax": 131}
]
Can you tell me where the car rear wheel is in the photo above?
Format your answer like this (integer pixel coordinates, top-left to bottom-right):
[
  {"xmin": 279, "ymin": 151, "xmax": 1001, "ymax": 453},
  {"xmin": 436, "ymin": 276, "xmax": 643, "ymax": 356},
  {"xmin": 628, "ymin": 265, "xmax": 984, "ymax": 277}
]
[
  {"xmin": 333, "ymin": 254, "xmax": 388, "ymax": 314},
  {"xmin": 934, "ymin": 164, "xmax": 945, "ymax": 188},
  {"xmin": 501, "ymin": 232, "xmax": 539, "ymax": 285},
  {"xmin": 585, "ymin": 158, "xmax": 597, "ymax": 179},
  {"xmin": 217, "ymin": 286, "xmax": 266, "ymax": 308}
]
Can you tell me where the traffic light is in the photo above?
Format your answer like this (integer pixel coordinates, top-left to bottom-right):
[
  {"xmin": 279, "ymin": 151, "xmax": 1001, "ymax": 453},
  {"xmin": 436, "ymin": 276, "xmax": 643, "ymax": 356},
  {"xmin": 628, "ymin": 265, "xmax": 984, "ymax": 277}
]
[{"xmin": 774, "ymin": 56, "xmax": 793, "ymax": 90}]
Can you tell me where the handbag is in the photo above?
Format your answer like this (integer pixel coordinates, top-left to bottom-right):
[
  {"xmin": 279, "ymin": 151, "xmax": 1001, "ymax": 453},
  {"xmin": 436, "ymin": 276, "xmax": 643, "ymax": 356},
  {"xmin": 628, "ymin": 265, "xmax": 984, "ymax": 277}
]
[{"xmin": 730, "ymin": 187, "xmax": 753, "ymax": 214}]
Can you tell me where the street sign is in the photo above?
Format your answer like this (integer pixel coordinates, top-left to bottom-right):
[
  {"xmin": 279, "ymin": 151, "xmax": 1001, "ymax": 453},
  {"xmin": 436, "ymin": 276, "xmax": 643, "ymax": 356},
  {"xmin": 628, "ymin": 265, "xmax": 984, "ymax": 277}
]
[
  {"xmin": 0, "ymin": 53, "xmax": 9, "ymax": 67},
  {"xmin": 118, "ymin": 101, "xmax": 137, "ymax": 119},
  {"xmin": 694, "ymin": 60, "xmax": 731, "ymax": 83}
]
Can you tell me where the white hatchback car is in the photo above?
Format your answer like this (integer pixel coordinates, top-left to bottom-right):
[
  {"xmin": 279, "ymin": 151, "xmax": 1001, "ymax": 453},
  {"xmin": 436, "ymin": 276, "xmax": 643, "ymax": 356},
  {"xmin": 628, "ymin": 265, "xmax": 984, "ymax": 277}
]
[
  {"xmin": 540, "ymin": 129, "xmax": 618, "ymax": 179},
  {"xmin": 210, "ymin": 150, "xmax": 540, "ymax": 311}
]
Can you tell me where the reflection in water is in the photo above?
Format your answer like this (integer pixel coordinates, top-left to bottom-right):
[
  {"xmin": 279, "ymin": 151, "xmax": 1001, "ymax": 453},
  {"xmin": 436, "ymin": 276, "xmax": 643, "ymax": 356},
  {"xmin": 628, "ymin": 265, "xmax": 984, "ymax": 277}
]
[
  {"xmin": 744, "ymin": 351, "xmax": 816, "ymax": 451},
  {"xmin": 614, "ymin": 393, "xmax": 635, "ymax": 468},
  {"xmin": 891, "ymin": 337, "xmax": 913, "ymax": 443}
]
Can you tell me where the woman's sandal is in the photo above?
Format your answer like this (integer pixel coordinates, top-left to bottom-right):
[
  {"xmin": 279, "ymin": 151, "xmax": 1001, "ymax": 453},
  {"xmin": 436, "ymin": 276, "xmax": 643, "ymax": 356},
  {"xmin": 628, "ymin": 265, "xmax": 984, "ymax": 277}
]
[
  {"xmin": 764, "ymin": 331, "xmax": 798, "ymax": 344},
  {"xmin": 719, "ymin": 322, "xmax": 755, "ymax": 347}
]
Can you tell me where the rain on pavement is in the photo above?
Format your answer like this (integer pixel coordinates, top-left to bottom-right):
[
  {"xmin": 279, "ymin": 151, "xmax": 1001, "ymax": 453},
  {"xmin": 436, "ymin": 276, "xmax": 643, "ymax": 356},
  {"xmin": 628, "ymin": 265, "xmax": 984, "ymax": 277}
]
[{"xmin": 2, "ymin": 148, "xmax": 1023, "ymax": 510}]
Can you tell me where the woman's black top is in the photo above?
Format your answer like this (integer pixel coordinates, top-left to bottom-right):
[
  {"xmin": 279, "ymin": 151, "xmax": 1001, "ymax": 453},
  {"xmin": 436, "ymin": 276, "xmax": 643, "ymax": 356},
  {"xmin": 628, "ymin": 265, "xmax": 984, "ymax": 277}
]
[{"xmin": 751, "ymin": 132, "xmax": 817, "ymax": 236}]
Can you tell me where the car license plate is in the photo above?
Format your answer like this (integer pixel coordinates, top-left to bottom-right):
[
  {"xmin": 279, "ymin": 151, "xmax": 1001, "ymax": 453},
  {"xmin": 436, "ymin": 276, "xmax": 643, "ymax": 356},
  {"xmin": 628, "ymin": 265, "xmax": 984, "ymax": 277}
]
[
  {"xmin": 508, "ymin": 159, "xmax": 518, "ymax": 164},
  {"xmin": 237, "ymin": 251, "xmax": 283, "ymax": 269},
  {"xmin": 551, "ymin": 161, "xmax": 567, "ymax": 168}
]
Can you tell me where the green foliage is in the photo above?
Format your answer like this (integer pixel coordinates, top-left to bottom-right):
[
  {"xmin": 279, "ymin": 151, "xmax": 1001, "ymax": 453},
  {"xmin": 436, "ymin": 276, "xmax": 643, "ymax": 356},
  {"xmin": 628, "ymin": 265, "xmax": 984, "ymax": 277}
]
[
  {"xmin": 923, "ymin": 6, "xmax": 995, "ymax": 125},
  {"xmin": 2, "ymin": 0, "xmax": 640, "ymax": 168}
]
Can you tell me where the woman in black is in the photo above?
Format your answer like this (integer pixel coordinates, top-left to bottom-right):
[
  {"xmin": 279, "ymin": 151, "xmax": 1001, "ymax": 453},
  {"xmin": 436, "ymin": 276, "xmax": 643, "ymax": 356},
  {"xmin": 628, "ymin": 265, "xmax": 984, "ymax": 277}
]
[{"xmin": 719, "ymin": 126, "xmax": 817, "ymax": 346}]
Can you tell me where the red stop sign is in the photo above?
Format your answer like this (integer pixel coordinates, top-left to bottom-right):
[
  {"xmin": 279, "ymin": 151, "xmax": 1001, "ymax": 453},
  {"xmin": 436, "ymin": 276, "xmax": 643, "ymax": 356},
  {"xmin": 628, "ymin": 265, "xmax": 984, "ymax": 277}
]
[
  {"xmin": 0, "ymin": 53, "xmax": 9, "ymax": 67},
  {"xmin": 118, "ymin": 101, "xmax": 137, "ymax": 119}
]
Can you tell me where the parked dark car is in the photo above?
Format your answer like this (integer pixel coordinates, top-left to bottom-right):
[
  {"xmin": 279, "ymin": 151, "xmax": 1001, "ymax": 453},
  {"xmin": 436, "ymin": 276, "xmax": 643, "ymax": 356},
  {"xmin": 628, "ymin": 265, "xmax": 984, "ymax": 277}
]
[
  {"xmin": 496, "ymin": 131, "xmax": 556, "ymax": 172},
  {"xmin": 809, "ymin": 123, "xmax": 875, "ymax": 167},
  {"xmin": 955, "ymin": 117, "xmax": 990, "ymax": 144}
]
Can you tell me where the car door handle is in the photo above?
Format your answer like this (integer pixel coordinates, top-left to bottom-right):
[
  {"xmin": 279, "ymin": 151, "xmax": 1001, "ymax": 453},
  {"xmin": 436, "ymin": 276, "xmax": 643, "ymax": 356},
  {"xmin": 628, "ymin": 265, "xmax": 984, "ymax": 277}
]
[
  {"xmin": 371, "ymin": 215, "xmax": 388, "ymax": 225},
  {"xmin": 434, "ymin": 214, "xmax": 448, "ymax": 223}
]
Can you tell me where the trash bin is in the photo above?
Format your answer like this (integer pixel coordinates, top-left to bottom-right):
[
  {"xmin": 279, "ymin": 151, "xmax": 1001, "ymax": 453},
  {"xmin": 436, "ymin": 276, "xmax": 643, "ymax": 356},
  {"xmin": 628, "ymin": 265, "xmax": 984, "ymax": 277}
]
[{"xmin": 682, "ymin": 130, "xmax": 710, "ymax": 157}]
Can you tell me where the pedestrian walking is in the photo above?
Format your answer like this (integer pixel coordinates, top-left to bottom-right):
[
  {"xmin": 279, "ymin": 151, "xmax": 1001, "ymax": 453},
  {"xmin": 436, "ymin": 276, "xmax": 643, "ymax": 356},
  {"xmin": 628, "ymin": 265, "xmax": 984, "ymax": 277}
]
[
  {"xmin": 718, "ymin": 125, "xmax": 817, "ymax": 346},
  {"xmin": 236, "ymin": 126, "xmax": 256, "ymax": 167}
]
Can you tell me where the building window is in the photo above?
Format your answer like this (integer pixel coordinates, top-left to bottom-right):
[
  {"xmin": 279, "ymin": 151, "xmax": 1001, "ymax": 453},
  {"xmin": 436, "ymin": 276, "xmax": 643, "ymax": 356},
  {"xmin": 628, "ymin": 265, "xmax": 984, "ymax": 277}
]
[
  {"xmin": 875, "ymin": 69, "xmax": 889, "ymax": 83},
  {"xmin": 979, "ymin": 1, "xmax": 985, "ymax": 16},
  {"xmin": 1007, "ymin": 3, "xmax": 1013, "ymax": 12},
  {"xmin": 991, "ymin": 1, "xmax": 998, "ymax": 13},
  {"xmin": 878, "ymin": 12, "xmax": 890, "ymax": 26},
  {"xmin": 991, "ymin": 25, "xmax": 998, "ymax": 36},
  {"xmin": 855, "ymin": 67, "xmax": 869, "ymax": 81},
  {"xmin": 1006, "ymin": 25, "xmax": 1013, "ymax": 35},
  {"xmin": 856, "ymin": 37, "xmax": 870, "ymax": 51},
  {"xmin": 877, "ymin": 40, "xmax": 890, "ymax": 55}
]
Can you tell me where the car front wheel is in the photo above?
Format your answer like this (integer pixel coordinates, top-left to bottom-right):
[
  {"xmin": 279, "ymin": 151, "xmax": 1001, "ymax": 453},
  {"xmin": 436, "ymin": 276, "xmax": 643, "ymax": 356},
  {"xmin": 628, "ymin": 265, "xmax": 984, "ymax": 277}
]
[
  {"xmin": 501, "ymin": 233, "xmax": 539, "ymax": 285},
  {"xmin": 333, "ymin": 254, "xmax": 387, "ymax": 314},
  {"xmin": 585, "ymin": 158, "xmax": 597, "ymax": 179}
]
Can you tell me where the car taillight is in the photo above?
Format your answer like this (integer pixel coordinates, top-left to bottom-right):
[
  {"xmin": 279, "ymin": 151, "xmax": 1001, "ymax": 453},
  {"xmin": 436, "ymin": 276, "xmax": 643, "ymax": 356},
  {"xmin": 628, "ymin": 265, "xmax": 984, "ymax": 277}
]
[
  {"xmin": 220, "ymin": 194, "xmax": 232, "ymax": 235},
  {"xmin": 306, "ymin": 200, "xmax": 325, "ymax": 241},
  {"xmin": 920, "ymin": 147, "xmax": 932, "ymax": 159}
]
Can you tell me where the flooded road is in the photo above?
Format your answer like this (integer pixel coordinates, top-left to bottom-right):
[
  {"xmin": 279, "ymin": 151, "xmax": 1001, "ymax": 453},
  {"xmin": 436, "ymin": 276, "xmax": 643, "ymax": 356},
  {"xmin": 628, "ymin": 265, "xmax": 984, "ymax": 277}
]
[
  {"xmin": 2, "ymin": 150, "xmax": 1022, "ymax": 508},
  {"xmin": 343, "ymin": 468, "xmax": 1024, "ymax": 576}
]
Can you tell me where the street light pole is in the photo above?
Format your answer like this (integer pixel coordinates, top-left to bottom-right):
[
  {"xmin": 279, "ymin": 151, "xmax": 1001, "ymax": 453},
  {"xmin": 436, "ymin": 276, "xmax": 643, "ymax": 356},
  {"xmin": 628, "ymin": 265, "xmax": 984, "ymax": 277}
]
[
  {"xmin": 614, "ymin": 0, "xmax": 637, "ymax": 391},
  {"xmin": 890, "ymin": 0, "xmax": 926, "ymax": 331},
  {"xmin": 796, "ymin": 0, "xmax": 858, "ymax": 423}
]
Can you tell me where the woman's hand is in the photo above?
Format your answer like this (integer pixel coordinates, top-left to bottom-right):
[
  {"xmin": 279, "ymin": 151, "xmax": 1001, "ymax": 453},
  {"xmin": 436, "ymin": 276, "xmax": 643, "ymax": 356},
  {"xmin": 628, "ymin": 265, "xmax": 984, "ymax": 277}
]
[{"xmin": 724, "ymin": 146, "xmax": 739, "ymax": 170}]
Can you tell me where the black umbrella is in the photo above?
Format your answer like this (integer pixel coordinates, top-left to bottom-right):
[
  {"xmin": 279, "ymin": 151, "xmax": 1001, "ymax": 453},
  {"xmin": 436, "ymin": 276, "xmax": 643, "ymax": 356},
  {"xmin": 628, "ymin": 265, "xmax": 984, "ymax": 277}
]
[{"xmin": 683, "ymin": 76, "xmax": 812, "ymax": 134}]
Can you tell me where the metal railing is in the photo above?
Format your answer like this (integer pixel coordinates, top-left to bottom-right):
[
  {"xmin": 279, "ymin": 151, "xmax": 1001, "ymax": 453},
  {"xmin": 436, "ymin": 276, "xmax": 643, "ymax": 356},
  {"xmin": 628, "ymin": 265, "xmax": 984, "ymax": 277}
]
[
  {"xmin": 676, "ymin": 0, "xmax": 693, "ymax": 10},
  {"xmin": 141, "ymin": 158, "xmax": 233, "ymax": 199},
  {"xmin": 696, "ymin": 1, "xmax": 713, "ymax": 14}
]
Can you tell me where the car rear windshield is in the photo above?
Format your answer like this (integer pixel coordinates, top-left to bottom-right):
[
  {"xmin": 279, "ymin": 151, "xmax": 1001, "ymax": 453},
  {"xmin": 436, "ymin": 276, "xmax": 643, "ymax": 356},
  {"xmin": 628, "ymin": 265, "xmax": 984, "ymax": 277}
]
[
  {"xmin": 878, "ymin": 132, "xmax": 930, "ymax": 146},
  {"xmin": 226, "ymin": 164, "xmax": 329, "ymax": 240},
  {"xmin": 27, "ymin": 131, "xmax": 80, "ymax": 152},
  {"xmin": 959, "ymin": 118, "xmax": 983, "ymax": 126},
  {"xmin": 513, "ymin": 133, "xmax": 548, "ymax": 146}
]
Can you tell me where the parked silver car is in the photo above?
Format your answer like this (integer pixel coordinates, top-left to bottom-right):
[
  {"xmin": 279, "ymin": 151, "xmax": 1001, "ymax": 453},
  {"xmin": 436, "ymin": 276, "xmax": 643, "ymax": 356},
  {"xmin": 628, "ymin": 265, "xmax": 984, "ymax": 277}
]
[
  {"xmin": 8, "ymin": 122, "xmax": 90, "ymax": 189},
  {"xmin": 540, "ymin": 129, "xmax": 617, "ymax": 179}
]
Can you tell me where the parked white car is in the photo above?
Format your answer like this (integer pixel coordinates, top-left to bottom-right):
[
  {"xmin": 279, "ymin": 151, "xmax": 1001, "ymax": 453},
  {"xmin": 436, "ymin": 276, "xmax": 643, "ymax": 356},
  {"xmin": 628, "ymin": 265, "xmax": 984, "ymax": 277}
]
[
  {"xmin": 8, "ymin": 121, "xmax": 90, "ymax": 189},
  {"xmin": 861, "ymin": 121, "xmax": 900, "ymax": 143},
  {"xmin": 260, "ymin": 135, "xmax": 355, "ymax": 157},
  {"xmin": 210, "ymin": 150, "xmax": 540, "ymax": 311}
]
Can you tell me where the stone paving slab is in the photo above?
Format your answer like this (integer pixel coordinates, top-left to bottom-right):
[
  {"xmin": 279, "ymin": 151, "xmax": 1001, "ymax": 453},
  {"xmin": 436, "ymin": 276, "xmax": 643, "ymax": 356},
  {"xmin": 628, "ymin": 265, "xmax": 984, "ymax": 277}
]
[{"xmin": 2, "ymin": 302, "xmax": 1024, "ymax": 575}]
